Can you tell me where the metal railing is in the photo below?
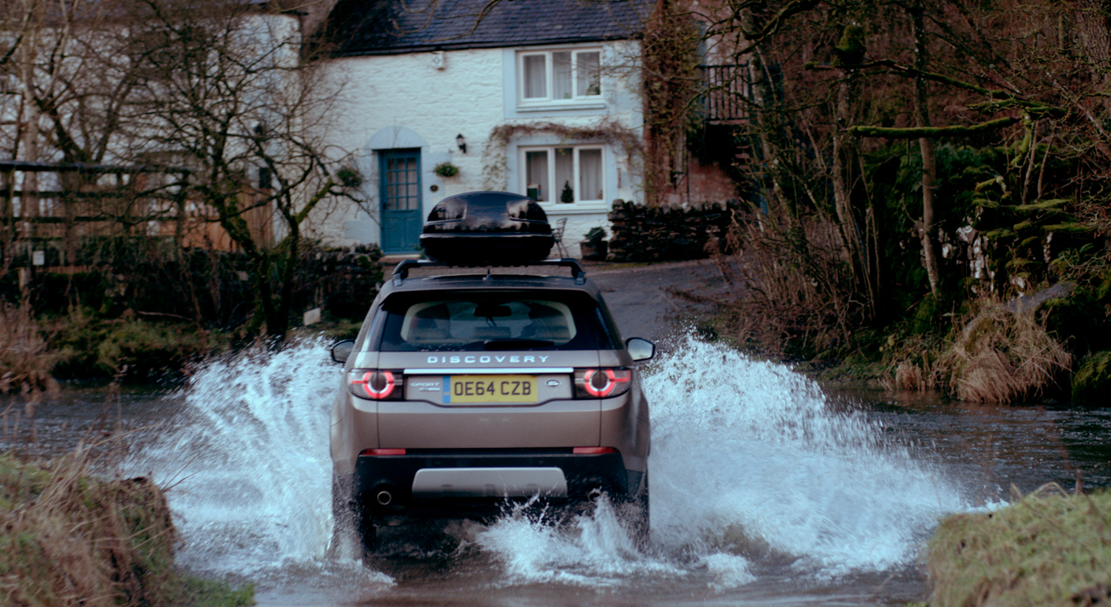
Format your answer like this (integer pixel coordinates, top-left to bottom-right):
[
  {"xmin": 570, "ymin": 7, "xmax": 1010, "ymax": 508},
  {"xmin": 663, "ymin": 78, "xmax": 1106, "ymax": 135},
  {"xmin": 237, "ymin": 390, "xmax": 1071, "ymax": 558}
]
[{"xmin": 699, "ymin": 64, "xmax": 753, "ymax": 123}]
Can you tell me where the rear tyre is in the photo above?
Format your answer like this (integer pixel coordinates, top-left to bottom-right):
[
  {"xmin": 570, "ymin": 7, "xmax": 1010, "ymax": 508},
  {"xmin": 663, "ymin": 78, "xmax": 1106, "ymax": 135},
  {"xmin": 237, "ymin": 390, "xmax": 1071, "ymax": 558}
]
[
  {"xmin": 626, "ymin": 472, "xmax": 650, "ymax": 546},
  {"xmin": 332, "ymin": 476, "xmax": 376, "ymax": 558},
  {"xmin": 356, "ymin": 505, "xmax": 378, "ymax": 558}
]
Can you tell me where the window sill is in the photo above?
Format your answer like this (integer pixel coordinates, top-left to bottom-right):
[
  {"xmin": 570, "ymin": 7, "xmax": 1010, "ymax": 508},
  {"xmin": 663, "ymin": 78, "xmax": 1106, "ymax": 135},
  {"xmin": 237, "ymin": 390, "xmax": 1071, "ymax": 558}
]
[
  {"xmin": 537, "ymin": 202, "xmax": 611, "ymax": 215},
  {"xmin": 516, "ymin": 102, "xmax": 607, "ymax": 113}
]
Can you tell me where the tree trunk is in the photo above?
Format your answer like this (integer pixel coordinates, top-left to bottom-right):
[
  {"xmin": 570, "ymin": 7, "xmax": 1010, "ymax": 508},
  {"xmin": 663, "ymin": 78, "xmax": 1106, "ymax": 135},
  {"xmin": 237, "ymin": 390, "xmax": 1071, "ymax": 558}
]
[
  {"xmin": 832, "ymin": 70, "xmax": 864, "ymax": 280},
  {"xmin": 912, "ymin": 3, "xmax": 940, "ymax": 296},
  {"xmin": 741, "ymin": 3, "xmax": 795, "ymax": 223}
]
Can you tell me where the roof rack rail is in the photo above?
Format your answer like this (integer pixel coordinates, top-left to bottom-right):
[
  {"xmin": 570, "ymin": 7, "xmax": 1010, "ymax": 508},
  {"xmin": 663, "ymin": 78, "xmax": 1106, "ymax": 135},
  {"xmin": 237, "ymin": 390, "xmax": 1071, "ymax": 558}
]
[{"xmin": 392, "ymin": 258, "xmax": 587, "ymax": 285}]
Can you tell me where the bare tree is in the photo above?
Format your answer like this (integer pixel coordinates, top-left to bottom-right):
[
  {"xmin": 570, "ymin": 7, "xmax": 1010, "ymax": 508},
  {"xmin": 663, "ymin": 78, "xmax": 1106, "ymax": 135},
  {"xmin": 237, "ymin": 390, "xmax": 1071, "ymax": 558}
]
[{"xmin": 120, "ymin": 0, "xmax": 362, "ymax": 340}]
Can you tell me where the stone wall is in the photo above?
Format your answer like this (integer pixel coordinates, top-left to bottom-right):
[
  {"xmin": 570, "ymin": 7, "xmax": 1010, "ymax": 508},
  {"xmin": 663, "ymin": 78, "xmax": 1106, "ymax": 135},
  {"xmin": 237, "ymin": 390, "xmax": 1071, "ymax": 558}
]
[{"xmin": 607, "ymin": 199, "xmax": 744, "ymax": 262}]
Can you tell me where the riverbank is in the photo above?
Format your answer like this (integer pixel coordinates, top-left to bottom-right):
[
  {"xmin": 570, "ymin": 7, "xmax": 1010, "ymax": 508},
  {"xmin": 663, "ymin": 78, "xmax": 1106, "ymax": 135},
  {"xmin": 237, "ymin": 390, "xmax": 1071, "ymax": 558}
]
[
  {"xmin": 652, "ymin": 259, "xmax": 1109, "ymax": 406},
  {"xmin": 926, "ymin": 486, "xmax": 1111, "ymax": 606}
]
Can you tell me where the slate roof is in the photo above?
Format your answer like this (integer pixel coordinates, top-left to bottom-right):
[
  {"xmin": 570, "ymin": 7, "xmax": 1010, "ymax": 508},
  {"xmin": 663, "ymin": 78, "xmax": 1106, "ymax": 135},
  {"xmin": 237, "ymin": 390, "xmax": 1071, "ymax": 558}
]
[{"xmin": 317, "ymin": 0, "xmax": 654, "ymax": 57}]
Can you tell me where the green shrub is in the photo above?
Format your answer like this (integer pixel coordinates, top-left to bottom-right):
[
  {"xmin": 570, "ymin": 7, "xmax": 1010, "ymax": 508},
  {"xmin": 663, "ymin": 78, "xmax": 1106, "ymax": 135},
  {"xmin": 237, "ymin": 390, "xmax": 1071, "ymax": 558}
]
[
  {"xmin": 1071, "ymin": 350, "xmax": 1111, "ymax": 406},
  {"xmin": 0, "ymin": 451, "xmax": 181, "ymax": 606},
  {"xmin": 49, "ymin": 313, "xmax": 226, "ymax": 381},
  {"xmin": 96, "ymin": 320, "xmax": 221, "ymax": 379}
]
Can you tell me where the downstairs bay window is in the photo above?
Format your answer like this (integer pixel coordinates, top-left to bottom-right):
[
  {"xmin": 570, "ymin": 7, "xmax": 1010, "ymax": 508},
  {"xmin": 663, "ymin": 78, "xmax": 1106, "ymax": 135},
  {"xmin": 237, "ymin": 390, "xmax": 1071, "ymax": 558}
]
[{"xmin": 522, "ymin": 146, "xmax": 604, "ymax": 205}]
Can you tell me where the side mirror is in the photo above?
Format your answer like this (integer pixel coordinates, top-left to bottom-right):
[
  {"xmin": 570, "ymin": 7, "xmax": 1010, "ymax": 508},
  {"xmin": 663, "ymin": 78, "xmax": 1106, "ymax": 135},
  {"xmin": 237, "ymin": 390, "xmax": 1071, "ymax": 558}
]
[
  {"xmin": 625, "ymin": 337, "xmax": 655, "ymax": 362},
  {"xmin": 330, "ymin": 339, "xmax": 355, "ymax": 364}
]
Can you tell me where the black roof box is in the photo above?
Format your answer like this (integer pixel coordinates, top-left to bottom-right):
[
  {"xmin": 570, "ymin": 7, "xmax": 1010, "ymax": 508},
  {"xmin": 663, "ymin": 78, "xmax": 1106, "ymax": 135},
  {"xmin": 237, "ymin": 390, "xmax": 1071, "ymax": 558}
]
[{"xmin": 419, "ymin": 191, "xmax": 555, "ymax": 265}]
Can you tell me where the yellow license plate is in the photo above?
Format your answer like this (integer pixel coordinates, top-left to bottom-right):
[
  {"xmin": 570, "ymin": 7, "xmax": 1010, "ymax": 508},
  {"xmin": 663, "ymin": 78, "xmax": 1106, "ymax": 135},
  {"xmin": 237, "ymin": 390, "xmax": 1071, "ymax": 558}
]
[{"xmin": 446, "ymin": 375, "xmax": 537, "ymax": 403}]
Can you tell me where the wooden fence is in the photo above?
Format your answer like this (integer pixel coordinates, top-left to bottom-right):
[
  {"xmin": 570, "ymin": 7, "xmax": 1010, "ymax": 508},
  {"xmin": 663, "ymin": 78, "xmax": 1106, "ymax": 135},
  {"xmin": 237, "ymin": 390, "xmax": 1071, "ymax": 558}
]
[{"xmin": 0, "ymin": 160, "xmax": 273, "ymax": 272}]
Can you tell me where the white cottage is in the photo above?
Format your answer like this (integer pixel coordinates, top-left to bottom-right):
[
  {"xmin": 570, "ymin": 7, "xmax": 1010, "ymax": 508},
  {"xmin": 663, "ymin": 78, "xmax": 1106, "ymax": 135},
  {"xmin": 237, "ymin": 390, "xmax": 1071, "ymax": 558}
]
[{"xmin": 311, "ymin": 0, "xmax": 651, "ymax": 257}]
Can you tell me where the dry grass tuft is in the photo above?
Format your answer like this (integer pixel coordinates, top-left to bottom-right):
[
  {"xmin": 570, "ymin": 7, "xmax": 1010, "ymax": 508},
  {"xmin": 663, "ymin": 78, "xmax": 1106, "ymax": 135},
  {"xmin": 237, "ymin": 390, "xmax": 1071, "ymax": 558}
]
[
  {"xmin": 939, "ymin": 299, "xmax": 1072, "ymax": 402},
  {"xmin": 892, "ymin": 359, "xmax": 939, "ymax": 391},
  {"xmin": 0, "ymin": 448, "xmax": 180, "ymax": 606},
  {"xmin": 927, "ymin": 485, "xmax": 1111, "ymax": 607},
  {"xmin": 0, "ymin": 302, "xmax": 57, "ymax": 396}
]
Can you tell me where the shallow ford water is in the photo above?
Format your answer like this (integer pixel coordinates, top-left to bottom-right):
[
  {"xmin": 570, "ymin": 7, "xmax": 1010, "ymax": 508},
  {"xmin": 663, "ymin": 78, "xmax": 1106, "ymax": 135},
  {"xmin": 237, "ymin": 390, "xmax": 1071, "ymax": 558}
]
[{"xmin": 7, "ymin": 335, "xmax": 1111, "ymax": 606}]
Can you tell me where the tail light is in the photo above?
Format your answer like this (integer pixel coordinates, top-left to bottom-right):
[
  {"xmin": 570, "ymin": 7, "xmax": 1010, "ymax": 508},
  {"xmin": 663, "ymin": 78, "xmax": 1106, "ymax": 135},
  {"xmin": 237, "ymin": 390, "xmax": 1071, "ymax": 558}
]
[
  {"xmin": 574, "ymin": 368, "xmax": 632, "ymax": 398},
  {"xmin": 347, "ymin": 369, "xmax": 404, "ymax": 400}
]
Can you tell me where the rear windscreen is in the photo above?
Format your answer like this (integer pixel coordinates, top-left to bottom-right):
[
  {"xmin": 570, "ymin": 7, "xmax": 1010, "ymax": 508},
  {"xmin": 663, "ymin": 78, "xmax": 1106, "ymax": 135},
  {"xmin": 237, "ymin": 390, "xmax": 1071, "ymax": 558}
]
[{"xmin": 376, "ymin": 292, "xmax": 619, "ymax": 352}]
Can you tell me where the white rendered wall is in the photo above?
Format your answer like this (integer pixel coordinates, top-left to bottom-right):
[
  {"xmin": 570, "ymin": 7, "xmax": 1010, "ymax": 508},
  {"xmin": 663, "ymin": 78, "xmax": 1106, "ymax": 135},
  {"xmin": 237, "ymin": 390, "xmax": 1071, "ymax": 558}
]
[{"xmin": 313, "ymin": 41, "xmax": 644, "ymax": 258}]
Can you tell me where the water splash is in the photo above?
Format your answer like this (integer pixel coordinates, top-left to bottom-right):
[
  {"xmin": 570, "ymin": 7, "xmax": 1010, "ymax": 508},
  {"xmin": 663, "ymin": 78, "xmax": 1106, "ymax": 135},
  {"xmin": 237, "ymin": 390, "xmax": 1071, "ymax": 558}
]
[
  {"xmin": 127, "ymin": 338, "xmax": 390, "ymax": 590},
  {"xmin": 467, "ymin": 495, "xmax": 682, "ymax": 587},
  {"xmin": 646, "ymin": 335, "xmax": 967, "ymax": 576},
  {"xmin": 127, "ymin": 334, "xmax": 967, "ymax": 593}
]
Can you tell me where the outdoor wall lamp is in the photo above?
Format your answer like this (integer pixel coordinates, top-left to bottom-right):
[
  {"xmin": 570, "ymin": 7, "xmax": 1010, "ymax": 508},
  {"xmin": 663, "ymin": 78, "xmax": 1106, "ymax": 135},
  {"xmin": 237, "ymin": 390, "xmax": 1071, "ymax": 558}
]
[{"xmin": 456, "ymin": 134, "xmax": 466, "ymax": 154}]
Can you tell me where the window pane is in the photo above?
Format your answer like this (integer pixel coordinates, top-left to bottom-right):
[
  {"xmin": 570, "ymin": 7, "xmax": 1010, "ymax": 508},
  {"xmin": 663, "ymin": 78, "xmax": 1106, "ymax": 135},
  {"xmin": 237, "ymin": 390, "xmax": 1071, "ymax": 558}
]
[
  {"xmin": 385, "ymin": 156, "xmax": 420, "ymax": 210},
  {"xmin": 579, "ymin": 149, "xmax": 603, "ymax": 201},
  {"xmin": 576, "ymin": 52, "xmax": 601, "ymax": 96},
  {"xmin": 553, "ymin": 52, "xmax": 572, "ymax": 100},
  {"xmin": 386, "ymin": 158, "xmax": 400, "ymax": 207},
  {"xmin": 523, "ymin": 55, "xmax": 546, "ymax": 98},
  {"xmin": 555, "ymin": 147, "xmax": 574, "ymax": 203},
  {"xmin": 378, "ymin": 293, "xmax": 625, "ymax": 353},
  {"xmin": 397, "ymin": 300, "xmax": 577, "ymax": 346},
  {"xmin": 525, "ymin": 150, "xmax": 549, "ymax": 202},
  {"xmin": 404, "ymin": 158, "xmax": 419, "ymax": 208}
]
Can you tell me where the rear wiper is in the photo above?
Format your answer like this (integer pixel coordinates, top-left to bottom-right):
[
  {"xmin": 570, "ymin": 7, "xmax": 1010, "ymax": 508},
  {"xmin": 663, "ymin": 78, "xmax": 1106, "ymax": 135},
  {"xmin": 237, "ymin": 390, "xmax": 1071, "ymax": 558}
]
[{"xmin": 482, "ymin": 339, "xmax": 555, "ymax": 351}]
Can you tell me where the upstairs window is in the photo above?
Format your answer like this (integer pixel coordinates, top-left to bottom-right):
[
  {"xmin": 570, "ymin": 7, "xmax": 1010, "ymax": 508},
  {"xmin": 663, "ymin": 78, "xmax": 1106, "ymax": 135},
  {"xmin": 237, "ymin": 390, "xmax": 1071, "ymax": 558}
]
[{"xmin": 519, "ymin": 49, "xmax": 601, "ymax": 104}]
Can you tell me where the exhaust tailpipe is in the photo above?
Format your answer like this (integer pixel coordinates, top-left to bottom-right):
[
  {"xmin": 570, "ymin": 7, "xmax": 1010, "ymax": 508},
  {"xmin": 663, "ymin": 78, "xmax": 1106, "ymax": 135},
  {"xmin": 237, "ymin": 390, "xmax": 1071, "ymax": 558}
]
[{"xmin": 376, "ymin": 489, "xmax": 393, "ymax": 506}]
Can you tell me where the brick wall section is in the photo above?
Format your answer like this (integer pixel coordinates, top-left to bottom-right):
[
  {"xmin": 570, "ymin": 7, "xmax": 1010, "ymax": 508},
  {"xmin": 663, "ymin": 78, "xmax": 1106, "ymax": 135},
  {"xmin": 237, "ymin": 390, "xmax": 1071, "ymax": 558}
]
[{"xmin": 607, "ymin": 199, "xmax": 744, "ymax": 262}]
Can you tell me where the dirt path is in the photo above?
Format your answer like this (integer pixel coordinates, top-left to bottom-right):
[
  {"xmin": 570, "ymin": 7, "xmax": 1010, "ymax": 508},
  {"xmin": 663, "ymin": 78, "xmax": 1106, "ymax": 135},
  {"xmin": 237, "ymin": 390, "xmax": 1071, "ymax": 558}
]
[{"xmin": 586, "ymin": 259, "xmax": 738, "ymax": 346}]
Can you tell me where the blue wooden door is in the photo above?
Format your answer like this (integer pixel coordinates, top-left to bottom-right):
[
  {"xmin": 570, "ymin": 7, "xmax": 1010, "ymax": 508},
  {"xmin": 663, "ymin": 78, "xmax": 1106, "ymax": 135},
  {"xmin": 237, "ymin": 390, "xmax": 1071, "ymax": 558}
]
[{"xmin": 380, "ymin": 150, "xmax": 422, "ymax": 254}]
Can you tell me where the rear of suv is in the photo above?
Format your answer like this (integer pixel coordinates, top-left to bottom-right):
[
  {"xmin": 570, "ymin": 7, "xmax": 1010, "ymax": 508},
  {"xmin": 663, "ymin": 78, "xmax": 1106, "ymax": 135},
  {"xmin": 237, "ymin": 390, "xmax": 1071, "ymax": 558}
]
[{"xmin": 329, "ymin": 192, "xmax": 653, "ymax": 552}]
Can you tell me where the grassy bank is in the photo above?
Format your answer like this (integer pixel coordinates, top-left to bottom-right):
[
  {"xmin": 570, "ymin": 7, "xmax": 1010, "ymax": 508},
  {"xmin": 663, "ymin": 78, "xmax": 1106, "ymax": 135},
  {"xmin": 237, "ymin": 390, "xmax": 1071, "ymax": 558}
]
[
  {"xmin": 926, "ymin": 486, "xmax": 1111, "ymax": 606},
  {"xmin": 0, "ymin": 450, "xmax": 253, "ymax": 606}
]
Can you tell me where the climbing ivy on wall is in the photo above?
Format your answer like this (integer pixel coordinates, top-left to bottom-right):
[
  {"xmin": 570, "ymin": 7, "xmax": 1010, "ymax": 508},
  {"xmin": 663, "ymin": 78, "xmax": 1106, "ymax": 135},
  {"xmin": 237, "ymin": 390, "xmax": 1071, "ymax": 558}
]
[
  {"xmin": 481, "ymin": 119, "xmax": 642, "ymax": 194},
  {"xmin": 640, "ymin": 0, "xmax": 703, "ymax": 206}
]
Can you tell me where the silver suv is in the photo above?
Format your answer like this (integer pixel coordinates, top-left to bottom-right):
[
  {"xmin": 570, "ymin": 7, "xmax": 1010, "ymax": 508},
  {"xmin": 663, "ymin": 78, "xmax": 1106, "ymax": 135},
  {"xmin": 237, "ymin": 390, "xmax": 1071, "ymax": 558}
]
[{"xmin": 329, "ymin": 192, "xmax": 653, "ymax": 552}]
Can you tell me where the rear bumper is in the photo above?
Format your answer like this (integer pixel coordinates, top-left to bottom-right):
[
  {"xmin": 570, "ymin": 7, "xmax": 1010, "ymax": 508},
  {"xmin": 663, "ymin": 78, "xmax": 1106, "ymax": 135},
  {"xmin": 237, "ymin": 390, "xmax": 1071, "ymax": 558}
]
[{"xmin": 350, "ymin": 450, "xmax": 638, "ymax": 519}]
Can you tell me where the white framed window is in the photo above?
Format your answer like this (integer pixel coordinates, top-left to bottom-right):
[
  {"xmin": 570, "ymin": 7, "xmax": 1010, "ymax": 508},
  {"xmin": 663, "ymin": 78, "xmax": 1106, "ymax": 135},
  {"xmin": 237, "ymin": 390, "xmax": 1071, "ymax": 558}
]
[
  {"xmin": 521, "ymin": 145, "xmax": 605, "ymax": 205},
  {"xmin": 518, "ymin": 48, "xmax": 602, "ymax": 104}
]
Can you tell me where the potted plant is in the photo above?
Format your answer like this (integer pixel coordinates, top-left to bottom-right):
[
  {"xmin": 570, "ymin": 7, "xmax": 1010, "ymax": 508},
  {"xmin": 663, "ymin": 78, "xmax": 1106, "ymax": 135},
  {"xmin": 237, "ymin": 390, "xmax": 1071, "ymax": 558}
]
[
  {"xmin": 560, "ymin": 181, "xmax": 575, "ymax": 203},
  {"xmin": 433, "ymin": 162, "xmax": 459, "ymax": 178},
  {"xmin": 580, "ymin": 226, "xmax": 608, "ymax": 261}
]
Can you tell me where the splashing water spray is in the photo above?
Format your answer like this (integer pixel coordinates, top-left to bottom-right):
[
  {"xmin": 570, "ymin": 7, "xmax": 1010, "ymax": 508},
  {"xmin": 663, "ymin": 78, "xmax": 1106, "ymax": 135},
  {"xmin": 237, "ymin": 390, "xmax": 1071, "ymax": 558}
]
[{"xmin": 129, "ymin": 334, "xmax": 970, "ymax": 593}]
